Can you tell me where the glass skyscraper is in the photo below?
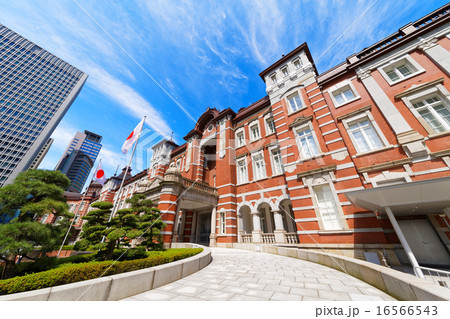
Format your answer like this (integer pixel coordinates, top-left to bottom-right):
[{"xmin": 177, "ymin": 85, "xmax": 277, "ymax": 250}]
[
  {"xmin": 55, "ymin": 130, "xmax": 102, "ymax": 193},
  {"xmin": 0, "ymin": 24, "xmax": 88, "ymax": 186}
]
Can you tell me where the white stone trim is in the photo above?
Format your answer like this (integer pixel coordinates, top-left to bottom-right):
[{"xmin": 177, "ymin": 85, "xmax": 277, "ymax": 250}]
[
  {"xmin": 295, "ymin": 217, "xmax": 318, "ymax": 222},
  {"xmin": 316, "ymin": 112, "xmax": 331, "ymax": 120},
  {"xmin": 377, "ymin": 54, "xmax": 425, "ymax": 86},
  {"xmin": 325, "ymin": 79, "xmax": 361, "ymax": 108},
  {"xmin": 336, "ymin": 162, "xmax": 355, "ymax": 170},
  {"xmin": 335, "ymin": 175, "xmax": 360, "ymax": 182},
  {"xmin": 336, "ymin": 186, "xmax": 365, "ymax": 193},
  {"xmin": 217, "ymin": 183, "xmax": 236, "ymax": 188},
  {"xmin": 325, "ymin": 137, "xmax": 343, "ymax": 145},
  {"xmin": 292, "ymin": 206, "xmax": 315, "ymax": 211},
  {"xmin": 313, "ymin": 104, "xmax": 328, "ymax": 112},
  {"xmin": 322, "ymin": 128, "xmax": 339, "ymax": 136},
  {"xmin": 318, "ymin": 120, "xmax": 334, "ymax": 128},
  {"xmin": 310, "ymin": 98, "xmax": 324, "ymax": 105},
  {"xmin": 306, "ymin": 86, "xmax": 319, "ymax": 94}
]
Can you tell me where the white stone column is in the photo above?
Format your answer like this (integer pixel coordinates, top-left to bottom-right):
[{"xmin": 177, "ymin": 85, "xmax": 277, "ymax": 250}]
[
  {"xmin": 209, "ymin": 206, "xmax": 217, "ymax": 247},
  {"xmin": 172, "ymin": 209, "xmax": 181, "ymax": 243},
  {"xmin": 385, "ymin": 206, "xmax": 424, "ymax": 278},
  {"xmin": 418, "ymin": 37, "xmax": 450, "ymax": 76},
  {"xmin": 237, "ymin": 211, "xmax": 244, "ymax": 243},
  {"xmin": 251, "ymin": 211, "xmax": 262, "ymax": 243},
  {"xmin": 273, "ymin": 210, "xmax": 287, "ymax": 243},
  {"xmin": 190, "ymin": 212, "xmax": 197, "ymax": 243}
]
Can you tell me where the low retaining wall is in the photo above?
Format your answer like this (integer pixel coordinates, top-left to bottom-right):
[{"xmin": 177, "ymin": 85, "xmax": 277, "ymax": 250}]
[
  {"xmin": 233, "ymin": 243, "xmax": 450, "ymax": 301},
  {"xmin": 0, "ymin": 244, "xmax": 211, "ymax": 301}
]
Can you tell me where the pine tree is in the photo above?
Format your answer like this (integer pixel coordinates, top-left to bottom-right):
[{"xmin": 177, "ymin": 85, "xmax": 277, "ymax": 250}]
[{"xmin": 0, "ymin": 170, "xmax": 72, "ymax": 279}]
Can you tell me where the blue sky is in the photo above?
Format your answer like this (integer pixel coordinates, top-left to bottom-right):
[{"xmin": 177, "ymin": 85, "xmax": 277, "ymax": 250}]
[{"xmin": 0, "ymin": 0, "xmax": 447, "ymax": 180}]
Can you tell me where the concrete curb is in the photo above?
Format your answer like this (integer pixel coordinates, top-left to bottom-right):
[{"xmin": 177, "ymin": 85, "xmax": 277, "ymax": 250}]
[
  {"xmin": 232, "ymin": 243, "xmax": 450, "ymax": 301},
  {"xmin": 0, "ymin": 244, "xmax": 211, "ymax": 301}
]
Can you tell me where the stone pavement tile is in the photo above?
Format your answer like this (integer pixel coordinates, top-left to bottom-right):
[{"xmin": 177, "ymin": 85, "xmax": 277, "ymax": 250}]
[
  {"xmin": 257, "ymin": 279, "xmax": 281, "ymax": 285},
  {"xmin": 318, "ymin": 290, "xmax": 351, "ymax": 301},
  {"xmin": 222, "ymin": 286, "xmax": 249, "ymax": 295},
  {"xmin": 290, "ymin": 287, "xmax": 319, "ymax": 298},
  {"xmin": 237, "ymin": 277, "xmax": 260, "ymax": 283},
  {"xmin": 120, "ymin": 296, "xmax": 140, "ymax": 301},
  {"xmin": 172, "ymin": 285, "xmax": 206, "ymax": 297},
  {"xmin": 244, "ymin": 289, "xmax": 273, "ymax": 299},
  {"xmin": 170, "ymin": 295, "xmax": 204, "ymax": 301},
  {"xmin": 303, "ymin": 296, "xmax": 334, "ymax": 301},
  {"xmin": 202, "ymin": 283, "xmax": 227, "ymax": 290},
  {"xmin": 220, "ymin": 279, "xmax": 245, "ymax": 287},
  {"xmin": 273, "ymin": 275, "xmax": 295, "ymax": 281},
  {"xmin": 240, "ymin": 282, "xmax": 267, "ymax": 290},
  {"xmin": 204, "ymin": 278, "xmax": 224, "ymax": 284},
  {"xmin": 294, "ymin": 276, "xmax": 319, "ymax": 283},
  {"xmin": 177, "ymin": 280, "xmax": 204, "ymax": 287},
  {"xmin": 263, "ymin": 284, "xmax": 290, "ymax": 294},
  {"xmin": 196, "ymin": 289, "xmax": 234, "ymax": 301},
  {"xmin": 304, "ymin": 282, "xmax": 331, "ymax": 291},
  {"xmin": 381, "ymin": 295, "xmax": 397, "ymax": 301},
  {"xmin": 133, "ymin": 290, "xmax": 178, "ymax": 301},
  {"xmin": 318, "ymin": 278, "xmax": 344, "ymax": 286},
  {"xmin": 330, "ymin": 284, "xmax": 362, "ymax": 294},
  {"xmin": 349, "ymin": 293, "xmax": 384, "ymax": 301},
  {"xmin": 255, "ymin": 274, "xmax": 275, "ymax": 280},
  {"xmin": 157, "ymin": 283, "xmax": 181, "ymax": 292},
  {"xmin": 357, "ymin": 286, "xmax": 386, "ymax": 295},
  {"xmin": 229, "ymin": 294, "xmax": 267, "ymax": 301},
  {"xmin": 280, "ymin": 280, "xmax": 305, "ymax": 288},
  {"xmin": 270, "ymin": 292, "xmax": 303, "ymax": 301}
]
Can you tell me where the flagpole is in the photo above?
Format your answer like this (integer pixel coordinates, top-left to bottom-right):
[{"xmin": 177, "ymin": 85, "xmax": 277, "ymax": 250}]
[
  {"xmin": 57, "ymin": 159, "xmax": 102, "ymax": 258},
  {"xmin": 108, "ymin": 116, "xmax": 146, "ymax": 223}
]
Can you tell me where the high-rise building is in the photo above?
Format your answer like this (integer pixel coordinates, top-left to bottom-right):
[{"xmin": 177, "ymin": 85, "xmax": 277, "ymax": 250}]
[
  {"xmin": 28, "ymin": 137, "xmax": 53, "ymax": 169},
  {"xmin": 55, "ymin": 130, "xmax": 102, "ymax": 193},
  {"xmin": 0, "ymin": 24, "xmax": 88, "ymax": 186}
]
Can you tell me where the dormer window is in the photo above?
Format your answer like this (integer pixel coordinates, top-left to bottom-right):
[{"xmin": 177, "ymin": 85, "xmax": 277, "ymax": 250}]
[
  {"xmin": 270, "ymin": 73, "xmax": 277, "ymax": 84},
  {"xmin": 281, "ymin": 66, "xmax": 289, "ymax": 77},
  {"xmin": 293, "ymin": 58, "xmax": 302, "ymax": 69}
]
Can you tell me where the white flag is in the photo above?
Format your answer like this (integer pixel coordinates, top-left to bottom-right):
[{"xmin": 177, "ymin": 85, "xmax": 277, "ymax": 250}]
[{"xmin": 121, "ymin": 118, "xmax": 145, "ymax": 154}]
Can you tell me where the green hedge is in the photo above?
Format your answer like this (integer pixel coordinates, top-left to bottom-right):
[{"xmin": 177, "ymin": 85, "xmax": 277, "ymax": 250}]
[{"xmin": 0, "ymin": 248, "xmax": 202, "ymax": 295}]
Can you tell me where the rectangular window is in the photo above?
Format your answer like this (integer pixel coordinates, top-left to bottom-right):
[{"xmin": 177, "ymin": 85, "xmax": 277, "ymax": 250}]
[
  {"xmin": 249, "ymin": 123, "xmax": 261, "ymax": 141},
  {"xmin": 332, "ymin": 85, "xmax": 356, "ymax": 105},
  {"xmin": 281, "ymin": 66, "xmax": 289, "ymax": 77},
  {"xmin": 347, "ymin": 118, "xmax": 384, "ymax": 153},
  {"xmin": 252, "ymin": 152, "xmax": 266, "ymax": 180},
  {"xmin": 293, "ymin": 58, "xmax": 302, "ymax": 69},
  {"xmin": 412, "ymin": 95, "xmax": 450, "ymax": 133},
  {"xmin": 270, "ymin": 73, "xmax": 277, "ymax": 84},
  {"xmin": 313, "ymin": 184, "xmax": 343, "ymax": 230},
  {"xmin": 265, "ymin": 117, "xmax": 276, "ymax": 135},
  {"xmin": 270, "ymin": 148, "xmax": 284, "ymax": 175},
  {"xmin": 236, "ymin": 130, "xmax": 245, "ymax": 147},
  {"xmin": 296, "ymin": 126, "xmax": 320, "ymax": 158},
  {"xmin": 219, "ymin": 212, "xmax": 226, "ymax": 234},
  {"xmin": 287, "ymin": 92, "xmax": 303, "ymax": 112},
  {"xmin": 237, "ymin": 158, "xmax": 248, "ymax": 184},
  {"xmin": 379, "ymin": 55, "xmax": 424, "ymax": 85}
]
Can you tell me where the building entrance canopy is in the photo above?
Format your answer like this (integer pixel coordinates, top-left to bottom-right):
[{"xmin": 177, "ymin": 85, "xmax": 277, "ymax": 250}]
[{"xmin": 345, "ymin": 176, "xmax": 450, "ymax": 216}]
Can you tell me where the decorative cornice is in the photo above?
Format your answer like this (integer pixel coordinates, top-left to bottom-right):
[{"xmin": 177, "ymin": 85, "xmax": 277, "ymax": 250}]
[
  {"xmin": 289, "ymin": 115, "xmax": 313, "ymax": 128},
  {"xmin": 357, "ymin": 158, "xmax": 412, "ymax": 173},
  {"xmin": 417, "ymin": 37, "xmax": 438, "ymax": 51},
  {"xmin": 394, "ymin": 77, "xmax": 444, "ymax": 99},
  {"xmin": 337, "ymin": 105, "xmax": 372, "ymax": 121},
  {"xmin": 297, "ymin": 164, "xmax": 337, "ymax": 178},
  {"xmin": 356, "ymin": 69, "xmax": 371, "ymax": 80}
]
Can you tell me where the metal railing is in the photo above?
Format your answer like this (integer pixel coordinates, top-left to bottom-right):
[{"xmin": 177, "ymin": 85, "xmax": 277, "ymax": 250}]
[
  {"xmin": 414, "ymin": 266, "xmax": 450, "ymax": 288},
  {"xmin": 261, "ymin": 233, "xmax": 275, "ymax": 244},
  {"xmin": 285, "ymin": 233, "xmax": 299, "ymax": 244}
]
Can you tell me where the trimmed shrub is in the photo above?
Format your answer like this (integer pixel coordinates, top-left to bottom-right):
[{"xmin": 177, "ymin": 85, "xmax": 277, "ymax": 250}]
[{"xmin": 0, "ymin": 248, "xmax": 202, "ymax": 295}]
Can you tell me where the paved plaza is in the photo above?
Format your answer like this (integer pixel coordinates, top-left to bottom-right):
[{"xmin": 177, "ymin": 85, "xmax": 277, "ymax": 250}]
[{"xmin": 122, "ymin": 248, "xmax": 396, "ymax": 301}]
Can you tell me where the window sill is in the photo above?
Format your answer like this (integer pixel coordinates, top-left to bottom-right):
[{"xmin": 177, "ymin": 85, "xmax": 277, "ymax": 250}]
[
  {"xmin": 332, "ymin": 96, "xmax": 361, "ymax": 108},
  {"xmin": 318, "ymin": 229, "xmax": 351, "ymax": 235},
  {"xmin": 253, "ymin": 177, "xmax": 268, "ymax": 182},
  {"xmin": 385, "ymin": 69, "xmax": 426, "ymax": 86},
  {"xmin": 352, "ymin": 145, "xmax": 395, "ymax": 158},
  {"xmin": 236, "ymin": 181, "xmax": 250, "ymax": 186},
  {"xmin": 249, "ymin": 137, "xmax": 262, "ymax": 144},
  {"xmin": 287, "ymin": 107, "xmax": 307, "ymax": 117},
  {"xmin": 265, "ymin": 132, "xmax": 276, "ymax": 138},
  {"xmin": 428, "ymin": 130, "xmax": 450, "ymax": 140},
  {"xmin": 270, "ymin": 173, "xmax": 285, "ymax": 178}
]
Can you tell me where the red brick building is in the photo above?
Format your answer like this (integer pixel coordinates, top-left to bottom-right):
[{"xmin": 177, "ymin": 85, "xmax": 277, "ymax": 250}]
[{"xmin": 130, "ymin": 5, "xmax": 450, "ymax": 270}]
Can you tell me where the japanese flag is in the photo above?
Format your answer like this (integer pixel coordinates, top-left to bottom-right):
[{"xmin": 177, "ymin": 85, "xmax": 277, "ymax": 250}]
[
  {"xmin": 122, "ymin": 118, "xmax": 145, "ymax": 154},
  {"xmin": 94, "ymin": 161, "xmax": 106, "ymax": 185}
]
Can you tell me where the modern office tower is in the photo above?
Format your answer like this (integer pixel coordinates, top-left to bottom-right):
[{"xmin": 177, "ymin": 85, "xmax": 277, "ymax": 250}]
[
  {"xmin": 0, "ymin": 24, "xmax": 88, "ymax": 186},
  {"xmin": 28, "ymin": 137, "xmax": 53, "ymax": 169},
  {"xmin": 55, "ymin": 130, "xmax": 102, "ymax": 193}
]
